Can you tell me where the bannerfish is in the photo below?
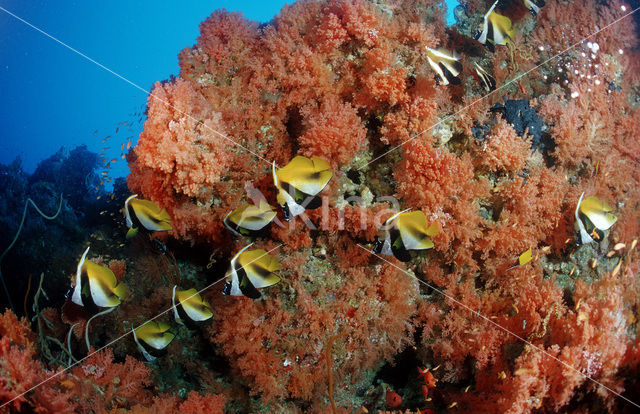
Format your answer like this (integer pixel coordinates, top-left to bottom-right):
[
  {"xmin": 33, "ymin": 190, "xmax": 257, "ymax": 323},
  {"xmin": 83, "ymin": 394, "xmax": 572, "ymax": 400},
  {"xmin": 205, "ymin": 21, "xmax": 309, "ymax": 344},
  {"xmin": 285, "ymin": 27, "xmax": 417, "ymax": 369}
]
[
  {"xmin": 575, "ymin": 193, "xmax": 617, "ymax": 244},
  {"xmin": 172, "ymin": 286, "xmax": 213, "ymax": 326},
  {"xmin": 523, "ymin": 0, "xmax": 545, "ymax": 17},
  {"xmin": 373, "ymin": 209, "xmax": 439, "ymax": 262},
  {"xmin": 123, "ymin": 194, "xmax": 172, "ymax": 239},
  {"xmin": 272, "ymin": 156, "xmax": 333, "ymax": 220},
  {"xmin": 425, "ymin": 47, "xmax": 463, "ymax": 86},
  {"xmin": 71, "ymin": 246, "xmax": 127, "ymax": 309},
  {"xmin": 474, "ymin": 62, "xmax": 496, "ymax": 92},
  {"xmin": 132, "ymin": 321, "xmax": 175, "ymax": 362},
  {"xmin": 507, "ymin": 248, "xmax": 533, "ymax": 270},
  {"xmin": 224, "ymin": 201, "xmax": 277, "ymax": 237},
  {"xmin": 474, "ymin": 0, "xmax": 516, "ymax": 52},
  {"xmin": 222, "ymin": 244, "xmax": 281, "ymax": 299}
]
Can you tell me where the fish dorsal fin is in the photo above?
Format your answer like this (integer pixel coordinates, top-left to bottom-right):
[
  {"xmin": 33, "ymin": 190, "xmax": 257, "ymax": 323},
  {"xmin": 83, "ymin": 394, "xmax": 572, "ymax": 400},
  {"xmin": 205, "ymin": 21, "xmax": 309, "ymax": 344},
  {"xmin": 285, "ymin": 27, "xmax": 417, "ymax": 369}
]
[
  {"xmin": 124, "ymin": 194, "xmax": 138, "ymax": 228},
  {"xmin": 384, "ymin": 208, "xmax": 412, "ymax": 227},
  {"xmin": 129, "ymin": 198, "xmax": 172, "ymax": 232},
  {"xmin": 237, "ymin": 249, "xmax": 281, "ymax": 289},
  {"xmin": 276, "ymin": 156, "xmax": 333, "ymax": 196},
  {"xmin": 575, "ymin": 192, "xmax": 594, "ymax": 244},
  {"xmin": 72, "ymin": 246, "xmax": 91, "ymax": 306},
  {"xmin": 176, "ymin": 288, "xmax": 213, "ymax": 322}
]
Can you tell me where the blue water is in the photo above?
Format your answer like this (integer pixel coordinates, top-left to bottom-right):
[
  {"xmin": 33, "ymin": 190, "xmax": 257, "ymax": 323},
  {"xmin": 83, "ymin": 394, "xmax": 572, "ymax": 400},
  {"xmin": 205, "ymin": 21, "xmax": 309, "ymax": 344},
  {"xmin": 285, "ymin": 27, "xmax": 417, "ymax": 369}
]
[{"xmin": 0, "ymin": 0, "xmax": 458, "ymax": 178}]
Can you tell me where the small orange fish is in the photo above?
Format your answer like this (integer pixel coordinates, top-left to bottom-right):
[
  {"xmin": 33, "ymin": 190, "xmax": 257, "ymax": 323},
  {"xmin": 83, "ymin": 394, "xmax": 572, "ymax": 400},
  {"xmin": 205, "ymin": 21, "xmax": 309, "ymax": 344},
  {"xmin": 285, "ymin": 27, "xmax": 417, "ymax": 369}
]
[
  {"xmin": 111, "ymin": 158, "xmax": 118, "ymax": 163},
  {"xmin": 121, "ymin": 143, "xmax": 125, "ymax": 151},
  {"xmin": 386, "ymin": 390, "xmax": 402, "ymax": 409},
  {"xmin": 59, "ymin": 380, "xmax": 75, "ymax": 389},
  {"xmin": 126, "ymin": 140, "xmax": 132, "ymax": 149},
  {"xmin": 517, "ymin": 79, "xmax": 527, "ymax": 94}
]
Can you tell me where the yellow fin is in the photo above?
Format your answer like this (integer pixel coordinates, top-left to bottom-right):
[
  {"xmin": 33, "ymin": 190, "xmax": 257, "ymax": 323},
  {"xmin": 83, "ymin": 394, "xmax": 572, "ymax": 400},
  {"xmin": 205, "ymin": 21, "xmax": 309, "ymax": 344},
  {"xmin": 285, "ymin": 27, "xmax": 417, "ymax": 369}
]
[
  {"xmin": 579, "ymin": 196, "xmax": 617, "ymax": 230},
  {"xmin": 84, "ymin": 260, "xmax": 124, "ymax": 308},
  {"xmin": 176, "ymin": 288, "xmax": 213, "ymax": 322},
  {"xmin": 518, "ymin": 249, "xmax": 533, "ymax": 266},
  {"xmin": 238, "ymin": 249, "xmax": 281, "ymax": 289},
  {"xmin": 488, "ymin": 11, "xmax": 516, "ymax": 45},
  {"xmin": 276, "ymin": 156, "xmax": 333, "ymax": 196},
  {"xmin": 226, "ymin": 202, "xmax": 276, "ymax": 231},
  {"xmin": 126, "ymin": 227, "xmax": 139, "ymax": 239},
  {"xmin": 134, "ymin": 321, "xmax": 174, "ymax": 350},
  {"xmin": 396, "ymin": 211, "xmax": 435, "ymax": 251},
  {"xmin": 129, "ymin": 198, "xmax": 172, "ymax": 232}
]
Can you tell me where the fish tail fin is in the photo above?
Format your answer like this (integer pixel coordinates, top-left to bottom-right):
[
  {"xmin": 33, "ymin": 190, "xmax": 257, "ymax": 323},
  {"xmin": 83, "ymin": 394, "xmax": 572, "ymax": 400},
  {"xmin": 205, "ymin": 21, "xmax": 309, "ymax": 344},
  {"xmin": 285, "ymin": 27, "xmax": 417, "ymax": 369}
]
[{"xmin": 113, "ymin": 283, "xmax": 128, "ymax": 301}]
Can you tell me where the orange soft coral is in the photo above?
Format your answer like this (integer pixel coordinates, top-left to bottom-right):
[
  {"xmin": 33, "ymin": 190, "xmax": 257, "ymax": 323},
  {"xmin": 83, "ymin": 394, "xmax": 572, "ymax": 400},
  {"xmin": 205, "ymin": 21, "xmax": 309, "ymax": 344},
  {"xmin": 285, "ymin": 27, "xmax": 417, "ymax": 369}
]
[{"xmin": 298, "ymin": 96, "xmax": 367, "ymax": 167}]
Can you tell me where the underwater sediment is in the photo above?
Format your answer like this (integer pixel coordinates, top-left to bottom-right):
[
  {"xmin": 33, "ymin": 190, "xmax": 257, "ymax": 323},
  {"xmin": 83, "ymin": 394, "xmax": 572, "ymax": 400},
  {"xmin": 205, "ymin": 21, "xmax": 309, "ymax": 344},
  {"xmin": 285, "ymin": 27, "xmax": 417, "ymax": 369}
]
[{"xmin": 2, "ymin": 0, "xmax": 640, "ymax": 412}]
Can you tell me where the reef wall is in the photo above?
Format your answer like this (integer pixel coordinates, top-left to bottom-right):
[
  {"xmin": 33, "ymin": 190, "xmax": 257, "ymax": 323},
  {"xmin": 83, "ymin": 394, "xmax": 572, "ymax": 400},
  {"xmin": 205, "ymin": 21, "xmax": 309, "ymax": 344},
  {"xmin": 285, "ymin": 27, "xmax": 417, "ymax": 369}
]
[{"xmin": 2, "ymin": 0, "xmax": 640, "ymax": 412}]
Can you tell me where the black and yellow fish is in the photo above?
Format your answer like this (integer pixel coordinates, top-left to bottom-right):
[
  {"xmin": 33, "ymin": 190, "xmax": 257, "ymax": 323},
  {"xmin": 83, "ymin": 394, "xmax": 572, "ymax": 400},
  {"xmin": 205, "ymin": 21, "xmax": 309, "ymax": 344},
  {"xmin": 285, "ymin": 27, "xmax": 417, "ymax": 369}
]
[
  {"xmin": 132, "ymin": 321, "xmax": 175, "ymax": 362},
  {"xmin": 223, "ymin": 201, "xmax": 277, "ymax": 237},
  {"xmin": 474, "ymin": 62, "xmax": 496, "ymax": 92},
  {"xmin": 222, "ymin": 244, "xmax": 281, "ymax": 299},
  {"xmin": 272, "ymin": 156, "xmax": 333, "ymax": 220},
  {"xmin": 506, "ymin": 248, "xmax": 533, "ymax": 270},
  {"xmin": 474, "ymin": 0, "xmax": 516, "ymax": 52},
  {"xmin": 373, "ymin": 210, "xmax": 439, "ymax": 262},
  {"xmin": 425, "ymin": 47, "xmax": 463, "ymax": 86},
  {"xmin": 172, "ymin": 286, "xmax": 213, "ymax": 326},
  {"xmin": 523, "ymin": 0, "xmax": 545, "ymax": 17},
  {"xmin": 124, "ymin": 194, "xmax": 172, "ymax": 239},
  {"xmin": 575, "ymin": 193, "xmax": 617, "ymax": 244},
  {"xmin": 71, "ymin": 246, "xmax": 127, "ymax": 309}
]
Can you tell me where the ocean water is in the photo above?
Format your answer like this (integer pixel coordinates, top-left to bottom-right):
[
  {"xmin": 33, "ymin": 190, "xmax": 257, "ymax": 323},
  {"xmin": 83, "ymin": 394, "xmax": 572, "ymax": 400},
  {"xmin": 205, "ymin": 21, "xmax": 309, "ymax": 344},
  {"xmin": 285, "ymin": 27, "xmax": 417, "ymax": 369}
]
[{"xmin": 1, "ymin": 0, "xmax": 639, "ymax": 413}]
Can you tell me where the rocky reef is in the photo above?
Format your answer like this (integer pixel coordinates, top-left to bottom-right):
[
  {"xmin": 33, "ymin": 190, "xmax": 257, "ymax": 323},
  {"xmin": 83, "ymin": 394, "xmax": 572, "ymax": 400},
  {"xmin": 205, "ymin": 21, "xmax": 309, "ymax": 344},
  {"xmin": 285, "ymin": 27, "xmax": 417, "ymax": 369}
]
[{"xmin": 2, "ymin": 0, "xmax": 640, "ymax": 412}]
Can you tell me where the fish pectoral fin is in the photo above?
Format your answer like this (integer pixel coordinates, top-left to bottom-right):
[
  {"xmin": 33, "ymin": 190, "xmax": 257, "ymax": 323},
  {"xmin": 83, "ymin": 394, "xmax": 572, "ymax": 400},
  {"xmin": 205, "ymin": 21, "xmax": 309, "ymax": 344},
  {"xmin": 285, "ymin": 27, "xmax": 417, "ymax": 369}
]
[{"xmin": 126, "ymin": 227, "xmax": 139, "ymax": 239}]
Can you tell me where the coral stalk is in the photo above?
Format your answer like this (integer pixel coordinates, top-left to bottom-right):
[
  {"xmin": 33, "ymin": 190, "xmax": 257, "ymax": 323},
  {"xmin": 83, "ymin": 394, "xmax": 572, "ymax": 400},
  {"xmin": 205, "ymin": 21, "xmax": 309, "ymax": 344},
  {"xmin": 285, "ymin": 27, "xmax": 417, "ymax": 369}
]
[{"xmin": 0, "ymin": 194, "xmax": 63, "ymax": 311}]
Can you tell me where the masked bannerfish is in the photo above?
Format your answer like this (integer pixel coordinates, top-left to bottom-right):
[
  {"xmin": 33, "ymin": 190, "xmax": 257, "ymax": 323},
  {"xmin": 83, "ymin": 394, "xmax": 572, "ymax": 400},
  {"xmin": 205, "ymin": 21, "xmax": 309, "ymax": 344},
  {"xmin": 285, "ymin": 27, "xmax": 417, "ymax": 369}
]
[
  {"xmin": 223, "ymin": 201, "xmax": 277, "ymax": 237},
  {"xmin": 222, "ymin": 244, "xmax": 281, "ymax": 299},
  {"xmin": 373, "ymin": 210, "xmax": 440, "ymax": 262},
  {"xmin": 523, "ymin": 0, "xmax": 545, "ymax": 17},
  {"xmin": 133, "ymin": 321, "xmax": 175, "ymax": 362},
  {"xmin": 506, "ymin": 248, "xmax": 533, "ymax": 270},
  {"xmin": 575, "ymin": 193, "xmax": 617, "ymax": 244},
  {"xmin": 272, "ymin": 156, "xmax": 333, "ymax": 220},
  {"xmin": 124, "ymin": 194, "xmax": 172, "ymax": 239},
  {"xmin": 425, "ymin": 47, "xmax": 463, "ymax": 86},
  {"xmin": 474, "ymin": 0, "xmax": 516, "ymax": 52},
  {"xmin": 71, "ymin": 246, "xmax": 127, "ymax": 309},
  {"xmin": 474, "ymin": 62, "xmax": 496, "ymax": 92},
  {"xmin": 172, "ymin": 286, "xmax": 213, "ymax": 326}
]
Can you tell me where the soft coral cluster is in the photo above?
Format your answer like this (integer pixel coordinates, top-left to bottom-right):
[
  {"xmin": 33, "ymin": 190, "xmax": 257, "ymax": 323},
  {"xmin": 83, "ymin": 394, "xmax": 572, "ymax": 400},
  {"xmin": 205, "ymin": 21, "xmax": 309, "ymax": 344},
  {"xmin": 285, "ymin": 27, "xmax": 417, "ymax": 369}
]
[
  {"xmin": 125, "ymin": 0, "xmax": 640, "ymax": 411},
  {"xmin": 0, "ymin": 309, "xmax": 226, "ymax": 413}
]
